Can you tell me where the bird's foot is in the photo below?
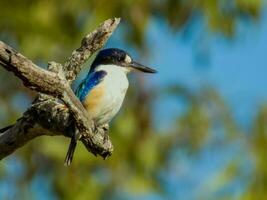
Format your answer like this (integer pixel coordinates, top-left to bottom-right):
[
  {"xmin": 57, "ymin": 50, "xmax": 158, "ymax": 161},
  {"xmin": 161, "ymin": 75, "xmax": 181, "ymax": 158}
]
[
  {"xmin": 102, "ymin": 124, "xmax": 109, "ymax": 132},
  {"xmin": 97, "ymin": 123, "xmax": 109, "ymax": 143},
  {"xmin": 54, "ymin": 104, "xmax": 67, "ymax": 113},
  {"xmin": 91, "ymin": 123, "xmax": 110, "ymax": 144}
]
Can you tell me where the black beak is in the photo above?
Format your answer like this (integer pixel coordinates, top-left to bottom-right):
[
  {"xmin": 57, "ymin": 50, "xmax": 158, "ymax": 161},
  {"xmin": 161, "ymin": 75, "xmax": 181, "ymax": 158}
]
[{"xmin": 129, "ymin": 61, "xmax": 157, "ymax": 73}]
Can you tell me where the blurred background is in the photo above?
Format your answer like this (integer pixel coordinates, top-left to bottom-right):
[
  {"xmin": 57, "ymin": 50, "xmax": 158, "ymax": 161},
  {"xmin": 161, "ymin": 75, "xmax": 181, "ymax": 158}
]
[{"xmin": 0, "ymin": 0, "xmax": 267, "ymax": 199}]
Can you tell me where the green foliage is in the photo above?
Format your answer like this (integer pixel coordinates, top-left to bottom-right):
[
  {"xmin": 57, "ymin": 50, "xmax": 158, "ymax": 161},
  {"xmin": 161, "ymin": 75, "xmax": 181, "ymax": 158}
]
[{"xmin": 0, "ymin": 0, "xmax": 262, "ymax": 60}]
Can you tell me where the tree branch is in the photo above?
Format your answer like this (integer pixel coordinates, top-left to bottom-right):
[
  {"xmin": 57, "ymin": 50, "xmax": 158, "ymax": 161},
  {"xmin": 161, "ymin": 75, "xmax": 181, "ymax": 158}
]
[
  {"xmin": 0, "ymin": 42, "xmax": 64, "ymax": 96},
  {"xmin": 64, "ymin": 18, "xmax": 121, "ymax": 82},
  {"xmin": 0, "ymin": 18, "xmax": 120, "ymax": 162}
]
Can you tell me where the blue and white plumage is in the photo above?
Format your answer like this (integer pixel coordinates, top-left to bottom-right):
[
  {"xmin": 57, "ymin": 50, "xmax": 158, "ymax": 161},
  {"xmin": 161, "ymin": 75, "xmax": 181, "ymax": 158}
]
[
  {"xmin": 76, "ymin": 64, "xmax": 129, "ymax": 125},
  {"xmin": 65, "ymin": 48, "xmax": 157, "ymax": 165}
]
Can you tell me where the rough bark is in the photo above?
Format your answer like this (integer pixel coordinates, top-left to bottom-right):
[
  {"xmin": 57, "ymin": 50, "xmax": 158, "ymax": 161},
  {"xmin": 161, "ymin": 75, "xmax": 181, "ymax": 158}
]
[{"xmin": 0, "ymin": 18, "xmax": 120, "ymax": 163}]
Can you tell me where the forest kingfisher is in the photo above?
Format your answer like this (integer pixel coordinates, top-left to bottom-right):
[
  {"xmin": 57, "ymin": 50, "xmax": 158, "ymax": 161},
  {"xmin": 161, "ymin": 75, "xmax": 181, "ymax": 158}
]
[{"xmin": 64, "ymin": 48, "xmax": 157, "ymax": 165}]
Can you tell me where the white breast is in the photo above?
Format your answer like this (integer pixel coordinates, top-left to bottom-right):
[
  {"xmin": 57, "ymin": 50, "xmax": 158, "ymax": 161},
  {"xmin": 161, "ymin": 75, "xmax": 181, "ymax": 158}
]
[{"xmin": 91, "ymin": 64, "xmax": 129, "ymax": 125}]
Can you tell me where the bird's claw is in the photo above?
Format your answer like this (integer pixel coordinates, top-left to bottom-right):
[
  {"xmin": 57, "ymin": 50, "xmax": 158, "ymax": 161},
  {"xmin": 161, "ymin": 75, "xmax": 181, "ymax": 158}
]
[{"xmin": 54, "ymin": 104, "xmax": 67, "ymax": 113}]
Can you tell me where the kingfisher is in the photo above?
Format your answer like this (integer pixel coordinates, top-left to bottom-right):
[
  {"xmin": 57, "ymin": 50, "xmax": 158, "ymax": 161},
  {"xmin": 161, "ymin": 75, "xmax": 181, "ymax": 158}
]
[{"xmin": 64, "ymin": 48, "xmax": 157, "ymax": 165}]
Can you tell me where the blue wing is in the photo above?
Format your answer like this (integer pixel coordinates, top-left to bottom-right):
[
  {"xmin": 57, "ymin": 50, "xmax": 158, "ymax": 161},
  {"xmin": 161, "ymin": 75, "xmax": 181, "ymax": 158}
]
[{"xmin": 76, "ymin": 70, "xmax": 107, "ymax": 102}]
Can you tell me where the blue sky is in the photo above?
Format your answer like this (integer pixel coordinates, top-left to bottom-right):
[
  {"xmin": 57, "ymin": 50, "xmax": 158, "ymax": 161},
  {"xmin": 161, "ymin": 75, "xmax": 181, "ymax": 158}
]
[
  {"xmin": 132, "ymin": 8, "xmax": 267, "ymax": 199},
  {"xmin": 136, "ymin": 8, "xmax": 267, "ymax": 130},
  {"xmin": 109, "ymin": 8, "xmax": 267, "ymax": 199}
]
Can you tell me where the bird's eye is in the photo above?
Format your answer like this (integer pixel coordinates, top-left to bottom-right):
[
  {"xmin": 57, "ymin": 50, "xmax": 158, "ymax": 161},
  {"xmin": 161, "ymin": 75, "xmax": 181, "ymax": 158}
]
[
  {"xmin": 124, "ymin": 55, "xmax": 132, "ymax": 63},
  {"xmin": 118, "ymin": 56, "xmax": 124, "ymax": 62}
]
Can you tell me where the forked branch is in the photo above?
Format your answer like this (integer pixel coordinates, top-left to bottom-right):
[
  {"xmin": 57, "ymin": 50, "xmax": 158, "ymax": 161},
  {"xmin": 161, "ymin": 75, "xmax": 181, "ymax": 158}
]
[{"xmin": 0, "ymin": 18, "xmax": 120, "ymax": 162}]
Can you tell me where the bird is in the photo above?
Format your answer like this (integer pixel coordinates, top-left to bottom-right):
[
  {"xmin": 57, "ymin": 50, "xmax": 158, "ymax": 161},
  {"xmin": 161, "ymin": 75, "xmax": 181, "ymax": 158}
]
[{"xmin": 64, "ymin": 48, "xmax": 157, "ymax": 165}]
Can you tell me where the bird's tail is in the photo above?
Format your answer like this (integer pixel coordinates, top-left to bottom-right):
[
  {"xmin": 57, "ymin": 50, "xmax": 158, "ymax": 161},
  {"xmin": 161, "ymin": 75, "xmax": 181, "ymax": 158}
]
[
  {"xmin": 0, "ymin": 125, "xmax": 13, "ymax": 133},
  {"xmin": 64, "ymin": 137, "xmax": 77, "ymax": 166}
]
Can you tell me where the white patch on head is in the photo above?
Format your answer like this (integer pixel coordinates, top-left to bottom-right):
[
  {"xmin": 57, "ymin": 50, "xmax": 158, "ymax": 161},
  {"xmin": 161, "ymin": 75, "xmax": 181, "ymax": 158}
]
[
  {"xmin": 95, "ymin": 64, "xmax": 131, "ymax": 74},
  {"xmin": 124, "ymin": 54, "xmax": 132, "ymax": 63}
]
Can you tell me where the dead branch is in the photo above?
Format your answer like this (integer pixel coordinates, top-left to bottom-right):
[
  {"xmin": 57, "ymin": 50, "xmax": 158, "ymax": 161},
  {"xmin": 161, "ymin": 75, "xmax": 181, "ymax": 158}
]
[{"xmin": 0, "ymin": 18, "xmax": 120, "ymax": 162}]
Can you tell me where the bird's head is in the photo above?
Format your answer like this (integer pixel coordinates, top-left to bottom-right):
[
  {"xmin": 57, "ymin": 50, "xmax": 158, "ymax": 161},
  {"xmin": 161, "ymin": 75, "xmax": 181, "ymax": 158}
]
[{"xmin": 90, "ymin": 48, "xmax": 157, "ymax": 74}]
